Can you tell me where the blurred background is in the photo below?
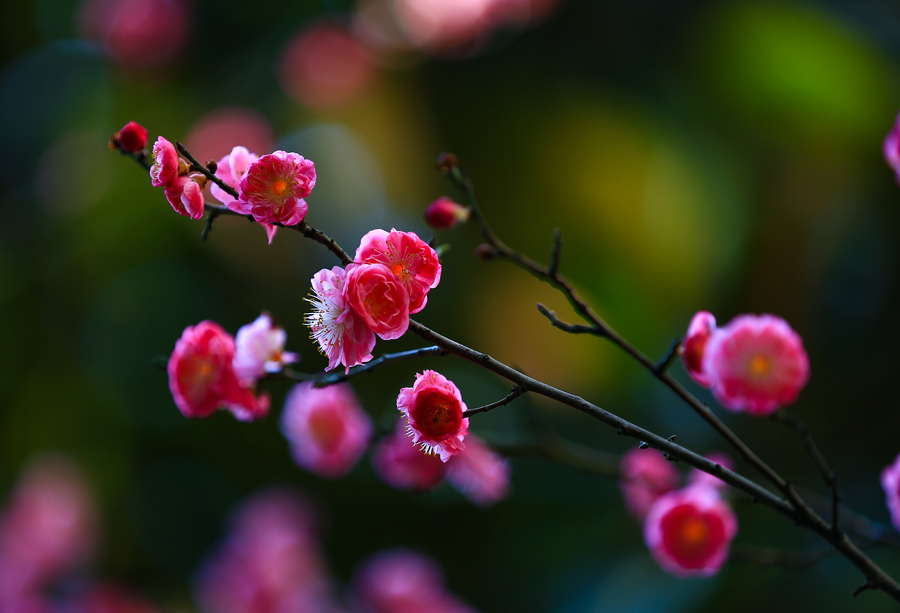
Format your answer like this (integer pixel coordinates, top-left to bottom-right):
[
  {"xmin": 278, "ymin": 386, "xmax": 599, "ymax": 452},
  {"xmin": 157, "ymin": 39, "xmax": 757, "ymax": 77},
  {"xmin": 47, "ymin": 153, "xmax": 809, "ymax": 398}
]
[{"xmin": 3, "ymin": 0, "xmax": 900, "ymax": 610}]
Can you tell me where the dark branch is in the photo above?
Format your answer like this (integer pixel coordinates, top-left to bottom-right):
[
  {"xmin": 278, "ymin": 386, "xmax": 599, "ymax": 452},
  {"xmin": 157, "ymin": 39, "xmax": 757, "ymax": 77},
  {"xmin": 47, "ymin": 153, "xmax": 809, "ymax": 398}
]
[
  {"xmin": 282, "ymin": 346, "xmax": 448, "ymax": 386},
  {"xmin": 654, "ymin": 338, "xmax": 682, "ymax": 375},
  {"xmin": 463, "ymin": 385, "xmax": 527, "ymax": 417},
  {"xmin": 536, "ymin": 304, "xmax": 599, "ymax": 335},
  {"xmin": 730, "ymin": 544, "xmax": 836, "ymax": 569},
  {"xmin": 175, "ymin": 141, "xmax": 239, "ymax": 199},
  {"xmin": 491, "ymin": 436, "xmax": 620, "ymax": 478}
]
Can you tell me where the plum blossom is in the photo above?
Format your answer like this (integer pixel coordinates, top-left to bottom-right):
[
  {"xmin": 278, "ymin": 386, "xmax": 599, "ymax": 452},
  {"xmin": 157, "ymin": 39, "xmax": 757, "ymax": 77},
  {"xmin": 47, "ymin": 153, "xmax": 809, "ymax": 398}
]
[
  {"xmin": 444, "ymin": 434, "xmax": 509, "ymax": 507},
  {"xmin": 882, "ymin": 453, "xmax": 900, "ymax": 531},
  {"xmin": 236, "ymin": 151, "xmax": 316, "ymax": 225},
  {"xmin": 355, "ymin": 229, "xmax": 441, "ymax": 313},
  {"xmin": 149, "ymin": 136, "xmax": 178, "ymax": 187},
  {"xmin": 163, "ymin": 173, "xmax": 206, "ymax": 220},
  {"xmin": 167, "ymin": 321, "xmax": 270, "ymax": 421},
  {"xmin": 644, "ymin": 484, "xmax": 737, "ymax": 577},
  {"xmin": 371, "ymin": 421, "xmax": 446, "ymax": 493},
  {"xmin": 115, "ymin": 121, "xmax": 148, "ymax": 153},
  {"xmin": 703, "ymin": 314, "xmax": 809, "ymax": 415},
  {"xmin": 885, "ymin": 111, "xmax": 900, "ymax": 182},
  {"xmin": 397, "ymin": 370, "xmax": 469, "ymax": 462},
  {"xmin": 211, "ymin": 145, "xmax": 257, "ymax": 206},
  {"xmin": 424, "ymin": 197, "xmax": 469, "ymax": 230},
  {"xmin": 619, "ymin": 447, "xmax": 680, "ymax": 521},
  {"xmin": 281, "ymin": 382, "xmax": 373, "ymax": 479},
  {"xmin": 682, "ymin": 311, "xmax": 716, "ymax": 388},
  {"xmin": 233, "ymin": 313, "xmax": 299, "ymax": 384},
  {"xmin": 305, "ymin": 266, "xmax": 376, "ymax": 373},
  {"xmin": 346, "ymin": 263, "xmax": 410, "ymax": 340}
]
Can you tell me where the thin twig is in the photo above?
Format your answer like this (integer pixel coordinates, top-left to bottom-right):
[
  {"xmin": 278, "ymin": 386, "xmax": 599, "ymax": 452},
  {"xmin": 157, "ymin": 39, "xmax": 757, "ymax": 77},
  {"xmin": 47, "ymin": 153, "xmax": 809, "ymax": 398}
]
[
  {"xmin": 536, "ymin": 304, "xmax": 599, "ymax": 335},
  {"xmin": 463, "ymin": 385, "xmax": 527, "ymax": 417},
  {"xmin": 653, "ymin": 338, "xmax": 682, "ymax": 375},
  {"xmin": 281, "ymin": 346, "xmax": 448, "ymax": 386},
  {"xmin": 176, "ymin": 141, "xmax": 238, "ymax": 199},
  {"xmin": 491, "ymin": 436, "xmax": 620, "ymax": 478},
  {"xmin": 730, "ymin": 544, "xmax": 836, "ymax": 569}
]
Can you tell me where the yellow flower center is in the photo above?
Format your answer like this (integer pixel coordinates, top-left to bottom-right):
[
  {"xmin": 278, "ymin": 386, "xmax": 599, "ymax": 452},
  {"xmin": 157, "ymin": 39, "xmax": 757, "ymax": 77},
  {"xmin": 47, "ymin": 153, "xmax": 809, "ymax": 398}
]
[
  {"xmin": 272, "ymin": 179, "xmax": 288, "ymax": 196},
  {"xmin": 749, "ymin": 355, "xmax": 769, "ymax": 376}
]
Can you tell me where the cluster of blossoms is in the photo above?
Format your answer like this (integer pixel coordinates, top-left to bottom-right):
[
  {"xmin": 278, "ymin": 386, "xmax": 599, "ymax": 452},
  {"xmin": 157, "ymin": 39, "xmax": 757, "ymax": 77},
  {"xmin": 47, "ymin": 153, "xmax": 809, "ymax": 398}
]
[
  {"xmin": 681, "ymin": 312, "xmax": 810, "ymax": 415},
  {"xmin": 168, "ymin": 313, "xmax": 298, "ymax": 421},
  {"xmin": 305, "ymin": 229, "xmax": 441, "ymax": 373},
  {"xmin": 620, "ymin": 447, "xmax": 737, "ymax": 577}
]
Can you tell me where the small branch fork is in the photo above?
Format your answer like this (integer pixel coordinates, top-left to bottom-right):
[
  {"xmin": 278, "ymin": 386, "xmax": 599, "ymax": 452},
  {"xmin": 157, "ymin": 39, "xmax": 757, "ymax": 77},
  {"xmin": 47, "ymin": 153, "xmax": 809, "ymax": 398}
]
[
  {"xmin": 463, "ymin": 385, "xmax": 527, "ymax": 418},
  {"xmin": 279, "ymin": 346, "xmax": 448, "ymax": 387}
]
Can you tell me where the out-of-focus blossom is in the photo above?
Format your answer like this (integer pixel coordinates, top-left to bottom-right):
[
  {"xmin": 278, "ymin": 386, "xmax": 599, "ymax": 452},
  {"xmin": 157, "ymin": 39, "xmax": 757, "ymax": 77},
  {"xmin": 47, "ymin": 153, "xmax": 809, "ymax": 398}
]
[
  {"xmin": 115, "ymin": 121, "xmax": 148, "ymax": 153},
  {"xmin": 704, "ymin": 314, "xmax": 810, "ymax": 415},
  {"xmin": 346, "ymin": 263, "xmax": 410, "ymax": 340},
  {"xmin": 78, "ymin": 0, "xmax": 190, "ymax": 68},
  {"xmin": 397, "ymin": 370, "xmax": 468, "ymax": 462},
  {"xmin": 391, "ymin": 0, "xmax": 496, "ymax": 52},
  {"xmin": 233, "ymin": 313, "xmax": 299, "ymax": 384},
  {"xmin": 644, "ymin": 485, "xmax": 737, "ymax": 578},
  {"xmin": 235, "ymin": 151, "xmax": 316, "ymax": 226},
  {"xmin": 371, "ymin": 422, "xmax": 446, "ymax": 492},
  {"xmin": 195, "ymin": 489, "xmax": 334, "ymax": 613},
  {"xmin": 0, "ymin": 456, "xmax": 97, "ymax": 599},
  {"xmin": 355, "ymin": 229, "xmax": 441, "ymax": 314},
  {"xmin": 306, "ymin": 266, "xmax": 377, "ymax": 373},
  {"xmin": 353, "ymin": 549, "xmax": 477, "ymax": 613},
  {"xmin": 688, "ymin": 452, "xmax": 733, "ymax": 492},
  {"xmin": 163, "ymin": 174, "xmax": 205, "ymax": 220},
  {"xmin": 882, "ymin": 453, "xmax": 900, "ymax": 531},
  {"xmin": 279, "ymin": 23, "xmax": 376, "ymax": 110},
  {"xmin": 444, "ymin": 434, "xmax": 509, "ymax": 507},
  {"xmin": 424, "ymin": 197, "xmax": 469, "ymax": 230},
  {"xmin": 884, "ymin": 111, "xmax": 900, "ymax": 183},
  {"xmin": 73, "ymin": 582, "xmax": 162, "ymax": 613},
  {"xmin": 281, "ymin": 382, "xmax": 373, "ymax": 479},
  {"xmin": 167, "ymin": 321, "xmax": 270, "ymax": 421},
  {"xmin": 149, "ymin": 137, "xmax": 178, "ymax": 187},
  {"xmin": 619, "ymin": 447, "xmax": 680, "ymax": 521},
  {"xmin": 185, "ymin": 109, "xmax": 274, "ymax": 171},
  {"xmin": 682, "ymin": 311, "xmax": 717, "ymax": 388}
]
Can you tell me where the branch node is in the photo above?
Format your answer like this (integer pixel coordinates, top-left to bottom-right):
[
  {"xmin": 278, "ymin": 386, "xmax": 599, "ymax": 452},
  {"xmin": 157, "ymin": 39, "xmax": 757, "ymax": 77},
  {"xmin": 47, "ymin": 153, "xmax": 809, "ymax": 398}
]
[
  {"xmin": 853, "ymin": 581, "xmax": 875, "ymax": 598},
  {"xmin": 638, "ymin": 442, "xmax": 650, "ymax": 450}
]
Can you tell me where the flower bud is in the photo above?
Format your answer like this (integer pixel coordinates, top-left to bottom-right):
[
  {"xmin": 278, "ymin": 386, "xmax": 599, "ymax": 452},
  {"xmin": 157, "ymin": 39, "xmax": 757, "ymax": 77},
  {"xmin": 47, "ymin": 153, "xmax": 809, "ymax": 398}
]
[
  {"xmin": 115, "ymin": 121, "xmax": 148, "ymax": 153},
  {"xmin": 474, "ymin": 244, "xmax": 499, "ymax": 260},
  {"xmin": 424, "ymin": 197, "xmax": 470, "ymax": 230},
  {"xmin": 435, "ymin": 152, "xmax": 458, "ymax": 174}
]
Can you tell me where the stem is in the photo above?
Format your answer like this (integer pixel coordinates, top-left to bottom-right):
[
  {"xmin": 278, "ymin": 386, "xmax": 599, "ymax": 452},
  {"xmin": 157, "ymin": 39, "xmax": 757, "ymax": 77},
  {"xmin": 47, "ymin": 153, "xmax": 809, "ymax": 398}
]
[
  {"xmin": 463, "ymin": 385, "xmax": 527, "ymax": 417},
  {"xmin": 281, "ymin": 346, "xmax": 448, "ymax": 386}
]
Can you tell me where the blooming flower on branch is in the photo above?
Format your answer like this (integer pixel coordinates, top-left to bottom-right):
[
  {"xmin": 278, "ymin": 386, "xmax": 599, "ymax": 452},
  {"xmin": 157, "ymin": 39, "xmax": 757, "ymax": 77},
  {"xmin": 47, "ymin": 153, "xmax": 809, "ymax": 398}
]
[
  {"xmin": 619, "ymin": 447, "xmax": 680, "ymax": 521},
  {"xmin": 210, "ymin": 145, "xmax": 279, "ymax": 243},
  {"xmin": 371, "ymin": 421, "xmax": 446, "ymax": 493},
  {"xmin": 305, "ymin": 266, "xmax": 377, "ymax": 373},
  {"xmin": 355, "ymin": 229, "xmax": 442, "ymax": 313},
  {"xmin": 703, "ymin": 314, "xmax": 810, "ymax": 415},
  {"xmin": 397, "ymin": 370, "xmax": 469, "ymax": 462},
  {"xmin": 644, "ymin": 484, "xmax": 737, "ymax": 577},
  {"xmin": 881, "ymin": 453, "xmax": 900, "ymax": 531},
  {"xmin": 444, "ymin": 434, "xmax": 510, "ymax": 506},
  {"xmin": 163, "ymin": 173, "xmax": 206, "ymax": 220},
  {"xmin": 149, "ymin": 136, "xmax": 178, "ymax": 187},
  {"xmin": 682, "ymin": 311, "xmax": 717, "ymax": 388},
  {"xmin": 281, "ymin": 382, "xmax": 373, "ymax": 479},
  {"xmin": 236, "ymin": 150, "xmax": 316, "ymax": 225},
  {"xmin": 346, "ymin": 263, "xmax": 410, "ymax": 340},
  {"xmin": 233, "ymin": 312, "xmax": 299, "ymax": 384}
]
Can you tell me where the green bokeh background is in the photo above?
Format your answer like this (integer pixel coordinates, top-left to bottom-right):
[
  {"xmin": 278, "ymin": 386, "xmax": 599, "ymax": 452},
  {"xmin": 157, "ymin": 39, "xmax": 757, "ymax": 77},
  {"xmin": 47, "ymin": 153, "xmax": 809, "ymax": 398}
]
[{"xmin": 3, "ymin": 0, "xmax": 900, "ymax": 611}]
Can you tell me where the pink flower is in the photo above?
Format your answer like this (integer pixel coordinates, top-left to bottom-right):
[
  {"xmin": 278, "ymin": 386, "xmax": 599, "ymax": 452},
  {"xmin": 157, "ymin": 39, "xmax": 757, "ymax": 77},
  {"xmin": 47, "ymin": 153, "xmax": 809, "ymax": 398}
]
[
  {"xmin": 280, "ymin": 382, "xmax": 373, "ymax": 479},
  {"xmin": 116, "ymin": 120, "xmax": 148, "ymax": 152},
  {"xmin": 397, "ymin": 370, "xmax": 469, "ymax": 462},
  {"xmin": 163, "ymin": 174, "xmax": 205, "ymax": 220},
  {"xmin": 236, "ymin": 151, "xmax": 316, "ymax": 225},
  {"xmin": 885, "ymin": 111, "xmax": 900, "ymax": 182},
  {"xmin": 355, "ymin": 229, "xmax": 442, "ymax": 313},
  {"xmin": 167, "ymin": 321, "xmax": 270, "ymax": 421},
  {"xmin": 644, "ymin": 485, "xmax": 737, "ymax": 577},
  {"xmin": 619, "ymin": 447, "xmax": 680, "ymax": 521},
  {"xmin": 233, "ymin": 313, "xmax": 299, "ymax": 384},
  {"xmin": 881, "ymin": 453, "xmax": 900, "ymax": 531},
  {"xmin": 704, "ymin": 314, "xmax": 810, "ymax": 415},
  {"xmin": 688, "ymin": 452, "xmax": 733, "ymax": 492},
  {"xmin": 682, "ymin": 311, "xmax": 717, "ymax": 388},
  {"xmin": 149, "ymin": 136, "xmax": 178, "ymax": 187},
  {"xmin": 444, "ymin": 434, "xmax": 509, "ymax": 506},
  {"xmin": 424, "ymin": 197, "xmax": 469, "ymax": 230},
  {"xmin": 346, "ymin": 263, "xmax": 410, "ymax": 340},
  {"xmin": 211, "ymin": 145, "xmax": 257, "ymax": 206},
  {"xmin": 305, "ymin": 266, "xmax": 377, "ymax": 373},
  {"xmin": 371, "ymin": 421, "xmax": 446, "ymax": 493}
]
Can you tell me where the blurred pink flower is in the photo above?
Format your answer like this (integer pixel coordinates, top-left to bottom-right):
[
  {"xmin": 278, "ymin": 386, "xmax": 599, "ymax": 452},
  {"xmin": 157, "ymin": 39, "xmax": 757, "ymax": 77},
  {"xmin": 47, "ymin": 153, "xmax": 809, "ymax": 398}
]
[
  {"xmin": 149, "ymin": 137, "xmax": 178, "ymax": 187},
  {"xmin": 236, "ymin": 151, "xmax": 315, "ymax": 226},
  {"xmin": 115, "ymin": 121, "xmax": 148, "ymax": 153},
  {"xmin": 355, "ymin": 229, "xmax": 441, "ymax": 314},
  {"xmin": 233, "ymin": 313, "xmax": 299, "ymax": 384},
  {"xmin": 346, "ymin": 263, "xmax": 410, "ymax": 340},
  {"xmin": 0, "ymin": 456, "xmax": 97, "ymax": 599},
  {"xmin": 279, "ymin": 23, "xmax": 376, "ymax": 110},
  {"xmin": 74, "ymin": 582, "xmax": 163, "ymax": 613},
  {"xmin": 163, "ymin": 174, "xmax": 205, "ymax": 220},
  {"xmin": 281, "ymin": 382, "xmax": 373, "ymax": 479},
  {"xmin": 424, "ymin": 197, "xmax": 469, "ymax": 230},
  {"xmin": 78, "ymin": 0, "xmax": 190, "ymax": 68},
  {"xmin": 619, "ymin": 447, "xmax": 680, "ymax": 522},
  {"xmin": 186, "ymin": 109, "xmax": 274, "ymax": 172},
  {"xmin": 167, "ymin": 321, "xmax": 270, "ymax": 421},
  {"xmin": 371, "ymin": 422, "xmax": 446, "ymax": 492},
  {"xmin": 444, "ymin": 434, "xmax": 509, "ymax": 507},
  {"xmin": 704, "ymin": 314, "xmax": 810, "ymax": 415},
  {"xmin": 688, "ymin": 452, "xmax": 733, "ymax": 492},
  {"xmin": 397, "ymin": 370, "xmax": 468, "ymax": 462},
  {"xmin": 881, "ymin": 453, "xmax": 900, "ymax": 531},
  {"xmin": 195, "ymin": 489, "xmax": 334, "ymax": 613},
  {"xmin": 682, "ymin": 311, "xmax": 716, "ymax": 388},
  {"xmin": 392, "ymin": 0, "xmax": 496, "ymax": 52},
  {"xmin": 884, "ymin": 111, "xmax": 900, "ymax": 183},
  {"xmin": 644, "ymin": 485, "xmax": 737, "ymax": 577},
  {"xmin": 306, "ymin": 266, "xmax": 377, "ymax": 373}
]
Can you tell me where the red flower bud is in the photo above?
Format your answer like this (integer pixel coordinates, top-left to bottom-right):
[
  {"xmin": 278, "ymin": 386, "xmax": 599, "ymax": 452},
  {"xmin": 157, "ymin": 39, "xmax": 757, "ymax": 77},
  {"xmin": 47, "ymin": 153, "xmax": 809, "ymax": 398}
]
[
  {"xmin": 424, "ymin": 197, "xmax": 470, "ymax": 230},
  {"xmin": 116, "ymin": 121, "xmax": 148, "ymax": 153}
]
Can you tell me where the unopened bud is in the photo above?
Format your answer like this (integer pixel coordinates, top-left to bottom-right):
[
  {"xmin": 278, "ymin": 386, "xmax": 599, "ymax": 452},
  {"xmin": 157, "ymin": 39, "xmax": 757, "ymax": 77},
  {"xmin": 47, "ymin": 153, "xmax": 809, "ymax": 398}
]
[
  {"xmin": 435, "ymin": 152, "xmax": 458, "ymax": 174},
  {"xmin": 116, "ymin": 120, "xmax": 149, "ymax": 153},
  {"xmin": 474, "ymin": 244, "xmax": 499, "ymax": 260},
  {"xmin": 424, "ymin": 197, "xmax": 470, "ymax": 230},
  {"xmin": 206, "ymin": 160, "xmax": 218, "ymax": 174}
]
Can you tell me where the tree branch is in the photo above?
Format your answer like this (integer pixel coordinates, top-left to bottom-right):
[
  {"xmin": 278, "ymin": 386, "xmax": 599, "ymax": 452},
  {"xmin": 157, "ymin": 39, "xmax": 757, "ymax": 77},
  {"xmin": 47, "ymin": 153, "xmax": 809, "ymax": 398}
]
[
  {"xmin": 280, "ymin": 346, "xmax": 448, "ymax": 386},
  {"xmin": 463, "ymin": 385, "xmax": 527, "ymax": 417}
]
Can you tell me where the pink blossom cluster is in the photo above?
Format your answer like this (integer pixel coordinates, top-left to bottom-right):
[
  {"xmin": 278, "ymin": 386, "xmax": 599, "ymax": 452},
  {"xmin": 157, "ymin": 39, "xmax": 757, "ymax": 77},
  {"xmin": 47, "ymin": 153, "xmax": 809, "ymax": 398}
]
[
  {"xmin": 148, "ymin": 136, "xmax": 207, "ymax": 220},
  {"xmin": 168, "ymin": 314, "xmax": 298, "ymax": 421},
  {"xmin": 619, "ymin": 447, "xmax": 737, "ymax": 577},
  {"xmin": 681, "ymin": 312, "xmax": 810, "ymax": 415},
  {"xmin": 372, "ymin": 420, "xmax": 510, "ymax": 506},
  {"xmin": 305, "ymin": 229, "xmax": 441, "ymax": 373}
]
